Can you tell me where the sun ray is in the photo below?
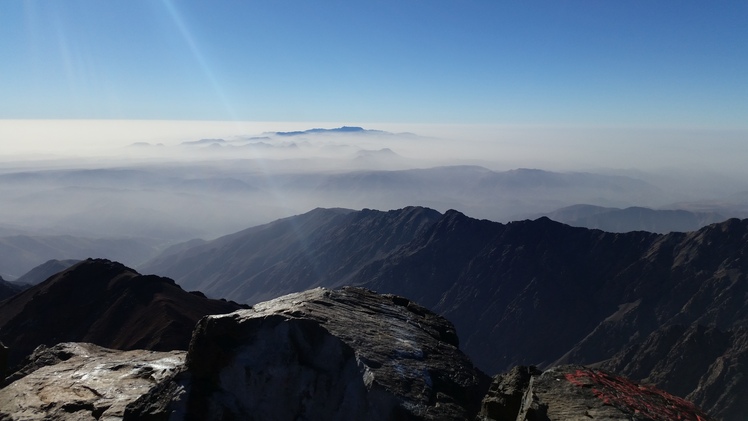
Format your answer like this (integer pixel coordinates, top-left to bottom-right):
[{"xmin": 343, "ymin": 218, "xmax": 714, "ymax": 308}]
[{"xmin": 160, "ymin": 0, "xmax": 238, "ymax": 121}]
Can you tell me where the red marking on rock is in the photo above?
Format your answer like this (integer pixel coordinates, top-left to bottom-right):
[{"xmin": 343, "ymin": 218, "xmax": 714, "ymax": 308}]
[{"xmin": 563, "ymin": 368, "xmax": 711, "ymax": 421}]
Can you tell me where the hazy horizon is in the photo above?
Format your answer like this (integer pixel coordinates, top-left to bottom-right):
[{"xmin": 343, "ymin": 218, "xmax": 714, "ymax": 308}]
[
  {"xmin": 2, "ymin": 120, "xmax": 748, "ymax": 175},
  {"xmin": 1, "ymin": 1, "xmax": 747, "ymax": 247}
]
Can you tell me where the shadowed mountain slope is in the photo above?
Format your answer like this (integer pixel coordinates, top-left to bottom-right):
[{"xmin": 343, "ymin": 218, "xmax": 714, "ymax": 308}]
[
  {"xmin": 0, "ymin": 277, "xmax": 24, "ymax": 301},
  {"xmin": 352, "ymin": 212, "xmax": 748, "ymax": 421},
  {"xmin": 0, "ymin": 259, "xmax": 246, "ymax": 369},
  {"xmin": 354, "ymin": 211, "xmax": 662, "ymax": 371},
  {"xmin": 144, "ymin": 207, "xmax": 748, "ymax": 420},
  {"xmin": 141, "ymin": 206, "xmax": 442, "ymax": 304}
]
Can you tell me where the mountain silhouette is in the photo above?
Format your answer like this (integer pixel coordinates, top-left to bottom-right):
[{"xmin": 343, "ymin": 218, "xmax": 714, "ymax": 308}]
[
  {"xmin": 141, "ymin": 206, "xmax": 441, "ymax": 304},
  {"xmin": 0, "ymin": 259, "xmax": 246, "ymax": 369}
]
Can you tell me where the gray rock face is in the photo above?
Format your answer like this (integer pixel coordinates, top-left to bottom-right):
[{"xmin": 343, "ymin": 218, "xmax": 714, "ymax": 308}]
[
  {"xmin": 0, "ymin": 342, "xmax": 185, "ymax": 421},
  {"xmin": 128, "ymin": 287, "xmax": 489, "ymax": 421},
  {"xmin": 480, "ymin": 366, "xmax": 541, "ymax": 420}
]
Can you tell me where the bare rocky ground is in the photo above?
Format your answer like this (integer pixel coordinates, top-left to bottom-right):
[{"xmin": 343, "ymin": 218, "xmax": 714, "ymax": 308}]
[
  {"xmin": 0, "ymin": 287, "xmax": 716, "ymax": 421},
  {"xmin": 479, "ymin": 365, "xmax": 715, "ymax": 421},
  {"xmin": 0, "ymin": 343, "xmax": 185, "ymax": 421}
]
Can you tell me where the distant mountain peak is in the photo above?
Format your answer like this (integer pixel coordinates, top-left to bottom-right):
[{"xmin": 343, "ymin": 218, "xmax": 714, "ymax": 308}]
[
  {"xmin": 180, "ymin": 138, "xmax": 227, "ymax": 146},
  {"xmin": 353, "ymin": 148, "xmax": 401, "ymax": 160},
  {"xmin": 273, "ymin": 126, "xmax": 387, "ymax": 136},
  {"xmin": 536, "ymin": 204, "xmax": 730, "ymax": 233}
]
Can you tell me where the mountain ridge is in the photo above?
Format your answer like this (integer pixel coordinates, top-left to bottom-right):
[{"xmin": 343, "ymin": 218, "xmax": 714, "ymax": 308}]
[
  {"xmin": 141, "ymin": 206, "xmax": 748, "ymax": 420},
  {"xmin": 0, "ymin": 258, "xmax": 246, "ymax": 369},
  {"xmin": 140, "ymin": 206, "xmax": 442, "ymax": 304}
]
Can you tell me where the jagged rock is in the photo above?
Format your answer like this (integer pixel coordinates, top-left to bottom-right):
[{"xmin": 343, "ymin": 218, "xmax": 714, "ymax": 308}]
[
  {"xmin": 0, "ymin": 342, "xmax": 185, "ymax": 421},
  {"xmin": 479, "ymin": 366, "xmax": 542, "ymax": 420},
  {"xmin": 125, "ymin": 287, "xmax": 490, "ymax": 420},
  {"xmin": 480, "ymin": 365, "xmax": 716, "ymax": 421}
]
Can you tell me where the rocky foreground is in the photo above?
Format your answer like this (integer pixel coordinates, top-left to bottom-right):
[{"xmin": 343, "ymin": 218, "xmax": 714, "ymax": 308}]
[
  {"xmin": 0, "ymin": 343, "xmax": 185, "ymax": 421},
  {"xmin": 0, "ymin": 287, "xmax": 715, "ymax": 420}
]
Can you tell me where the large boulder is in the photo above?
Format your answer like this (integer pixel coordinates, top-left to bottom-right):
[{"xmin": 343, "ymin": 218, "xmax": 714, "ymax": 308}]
[
  {"xmin": 127, "ymin": 287, "xmax": 490, "ymax": 420},
  {"xmin": 0, "ymin": 342, "xmax": 185, "ymax": 421}
]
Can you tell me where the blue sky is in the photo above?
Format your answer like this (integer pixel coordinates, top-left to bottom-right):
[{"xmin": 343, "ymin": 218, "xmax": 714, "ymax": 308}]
[{"xmin": 1, "ymin": 1, "xmax": 747, "ymax": 129}]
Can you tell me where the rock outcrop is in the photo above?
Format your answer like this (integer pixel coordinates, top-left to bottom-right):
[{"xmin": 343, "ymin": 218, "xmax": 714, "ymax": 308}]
[
  {"xmin": 479, "ymin": 365, "xmax": 716, "ymax": 421},
  {"xmin": 0, "ymin": 258, "xmax": 246, "ymax": 370},
  {"xmin": 127, "ymin": 287, "xmax": 490, "ymax": 420},
  {"xmin": 0, "ymin": 343, "xmax": 185, "ymax": 421}
]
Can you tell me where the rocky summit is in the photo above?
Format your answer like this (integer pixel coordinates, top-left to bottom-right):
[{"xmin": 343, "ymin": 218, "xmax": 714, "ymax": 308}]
[
  {"xmin": 0, "ymin": 287, "xmax": 715, "ymax": 421},
  {"xmin": 127, "ymin": 286, "xmax": 490, "ymax": 420}
]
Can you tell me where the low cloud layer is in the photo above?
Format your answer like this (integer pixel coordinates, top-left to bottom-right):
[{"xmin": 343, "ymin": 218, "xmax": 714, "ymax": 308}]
[{"xmin": 1, "ymin": 120, "xmax": 747, "ymax": 246}]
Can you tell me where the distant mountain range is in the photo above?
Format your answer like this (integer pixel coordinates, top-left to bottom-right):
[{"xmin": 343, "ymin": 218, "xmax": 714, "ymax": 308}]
[
  {"xmin": 176, "ymin": 126, "xmax": 402, "ymax": 151},
  {"xmin": 273, "ymin": 126, "xmax": 388, "ymax": 136},
  {"xmin": 0, "ymin": 277, "xmax": 23, "ymax": 301},
  {"xmin": 140, "ymin": 207, "xmax": 748, "ymax": 420},
  {"xmin": 4, "ymin": 162, "xmax": 705, "ymax": 241},
  {"xmin": 0, "ymin": 235, "xmax": 160, "ymax": 279},
  {"xmin": 12, "ymin": 259, "xmax": 79, "ymax": 285},
  {"xmin": 536, "ymin": 204, "xmax": 727, "ymax": 233}
]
